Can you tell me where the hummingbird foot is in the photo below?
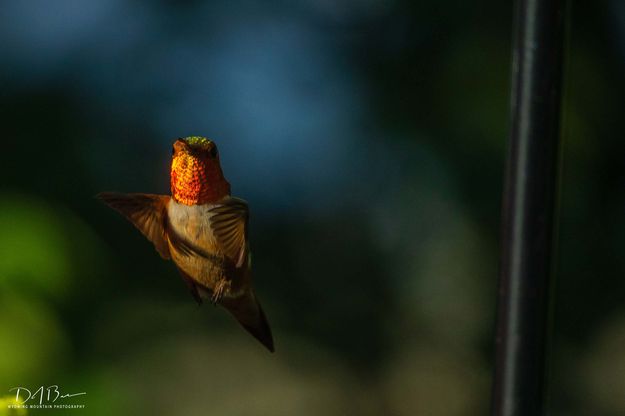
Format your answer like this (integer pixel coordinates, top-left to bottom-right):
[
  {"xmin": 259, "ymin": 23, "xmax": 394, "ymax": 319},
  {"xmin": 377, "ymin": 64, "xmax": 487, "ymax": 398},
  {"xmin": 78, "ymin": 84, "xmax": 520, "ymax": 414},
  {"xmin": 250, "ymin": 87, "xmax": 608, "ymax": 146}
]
[{"xmin": 211, "ymin": 279, "xmax": 230, "ymax": 304}]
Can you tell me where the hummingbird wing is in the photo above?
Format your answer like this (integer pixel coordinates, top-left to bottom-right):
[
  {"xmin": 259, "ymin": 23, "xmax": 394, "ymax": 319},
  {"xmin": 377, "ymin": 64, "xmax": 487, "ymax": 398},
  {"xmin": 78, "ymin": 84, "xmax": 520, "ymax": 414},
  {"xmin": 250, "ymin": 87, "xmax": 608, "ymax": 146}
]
[
  {"xmin": 165, "ymin": 224, "xmax": 213, "ymax": 259},
  {"xmin": 209, "ymin": 197, "xmax": 249, "ymax": 268},
  {"xmin": 97, "ymin": 192, "xmax": 171, "ymax": 259}
]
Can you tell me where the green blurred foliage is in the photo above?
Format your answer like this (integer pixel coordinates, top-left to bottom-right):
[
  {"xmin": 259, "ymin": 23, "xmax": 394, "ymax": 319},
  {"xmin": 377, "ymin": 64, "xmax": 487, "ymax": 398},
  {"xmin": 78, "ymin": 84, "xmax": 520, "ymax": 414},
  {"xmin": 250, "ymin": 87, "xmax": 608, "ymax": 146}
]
[
  {"xmin": 0, "ymin": 395, "xmax": 27, "ymax": 416},
  {"xmin": 0, "ymin": 196, "xmax": 72, "ymax": 298}
]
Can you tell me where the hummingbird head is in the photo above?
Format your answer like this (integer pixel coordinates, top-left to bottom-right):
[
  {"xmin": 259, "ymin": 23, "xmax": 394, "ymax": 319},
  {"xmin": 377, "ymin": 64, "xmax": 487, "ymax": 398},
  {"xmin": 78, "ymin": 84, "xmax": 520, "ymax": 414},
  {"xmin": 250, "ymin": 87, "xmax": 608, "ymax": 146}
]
[{"xmin": 170, "ymin": 137, "xmax": 231, "ymax": 205}]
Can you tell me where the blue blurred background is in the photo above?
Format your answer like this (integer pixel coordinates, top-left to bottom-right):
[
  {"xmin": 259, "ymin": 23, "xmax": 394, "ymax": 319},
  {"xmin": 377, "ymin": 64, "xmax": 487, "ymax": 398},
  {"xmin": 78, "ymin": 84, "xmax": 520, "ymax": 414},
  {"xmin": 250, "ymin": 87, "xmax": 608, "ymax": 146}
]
[{"xmin": 1, "ymin": 1, "xmax": 625, "ymax": 415}]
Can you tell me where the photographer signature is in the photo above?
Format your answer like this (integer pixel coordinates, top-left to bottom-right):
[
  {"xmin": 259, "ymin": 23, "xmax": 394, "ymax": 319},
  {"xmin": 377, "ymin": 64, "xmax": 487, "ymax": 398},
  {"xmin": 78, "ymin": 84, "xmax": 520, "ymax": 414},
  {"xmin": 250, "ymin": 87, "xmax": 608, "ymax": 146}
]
[{"xmin": 9, "ymin": 386, "xmax": 86, "ymax": 405}]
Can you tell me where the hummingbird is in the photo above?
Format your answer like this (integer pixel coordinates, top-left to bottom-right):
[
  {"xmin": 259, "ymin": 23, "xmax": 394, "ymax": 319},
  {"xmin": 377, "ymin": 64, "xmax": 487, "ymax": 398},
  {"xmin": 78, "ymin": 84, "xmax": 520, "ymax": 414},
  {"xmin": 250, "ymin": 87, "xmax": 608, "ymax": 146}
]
[{"xmin": 97, "ymin": 136, "xmax": 274, "ymax": 352}]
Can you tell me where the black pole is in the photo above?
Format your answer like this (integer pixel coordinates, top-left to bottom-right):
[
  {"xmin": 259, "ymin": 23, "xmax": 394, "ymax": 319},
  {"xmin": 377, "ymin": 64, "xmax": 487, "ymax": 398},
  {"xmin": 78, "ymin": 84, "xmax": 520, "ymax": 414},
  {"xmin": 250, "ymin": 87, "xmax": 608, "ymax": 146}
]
[{"xmin": 491, "ymin": 0, "xmax": 566, "ymax": 415}]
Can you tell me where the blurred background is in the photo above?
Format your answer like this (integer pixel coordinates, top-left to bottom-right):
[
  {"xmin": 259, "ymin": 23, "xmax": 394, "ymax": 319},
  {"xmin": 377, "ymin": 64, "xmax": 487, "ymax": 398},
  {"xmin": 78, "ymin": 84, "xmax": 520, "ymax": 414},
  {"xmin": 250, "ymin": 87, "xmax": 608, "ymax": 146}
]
[{"xmin": 1, "ymin": 1, "xmax": 624, "ymax": 415}]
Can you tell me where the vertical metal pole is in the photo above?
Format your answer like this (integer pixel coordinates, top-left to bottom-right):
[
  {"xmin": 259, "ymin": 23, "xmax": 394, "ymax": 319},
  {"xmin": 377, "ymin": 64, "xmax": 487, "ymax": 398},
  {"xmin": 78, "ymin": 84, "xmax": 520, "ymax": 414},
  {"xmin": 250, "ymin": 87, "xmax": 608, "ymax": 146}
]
[{"xmin": 491, "ymin": 0, "xmax": 566, "ymax": 415}]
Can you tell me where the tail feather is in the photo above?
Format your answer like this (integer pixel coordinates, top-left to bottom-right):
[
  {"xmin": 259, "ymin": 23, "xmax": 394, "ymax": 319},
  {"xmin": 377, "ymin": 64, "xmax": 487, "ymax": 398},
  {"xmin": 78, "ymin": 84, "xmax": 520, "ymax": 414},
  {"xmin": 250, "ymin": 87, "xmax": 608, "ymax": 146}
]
[{"xmin": 222, "ymin": 291, "xmax": 274, "ymax": 352}]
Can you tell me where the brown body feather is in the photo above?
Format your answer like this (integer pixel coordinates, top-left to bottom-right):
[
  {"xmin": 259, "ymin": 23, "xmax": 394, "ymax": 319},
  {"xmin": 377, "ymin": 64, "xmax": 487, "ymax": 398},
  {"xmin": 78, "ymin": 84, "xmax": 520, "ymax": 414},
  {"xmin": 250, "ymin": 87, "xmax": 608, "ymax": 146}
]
[{"xmin": 97, "ymin": 187, "xmax": 273, "ymax": 352}]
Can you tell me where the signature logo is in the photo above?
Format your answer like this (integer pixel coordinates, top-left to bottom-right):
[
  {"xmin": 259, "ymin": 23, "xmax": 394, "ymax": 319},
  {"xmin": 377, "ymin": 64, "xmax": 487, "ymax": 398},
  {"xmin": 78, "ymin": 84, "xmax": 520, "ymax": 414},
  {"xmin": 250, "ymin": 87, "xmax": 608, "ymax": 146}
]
[{"xmin": 7, "ymin": 386, "xmax": 86, "ymax": 410}]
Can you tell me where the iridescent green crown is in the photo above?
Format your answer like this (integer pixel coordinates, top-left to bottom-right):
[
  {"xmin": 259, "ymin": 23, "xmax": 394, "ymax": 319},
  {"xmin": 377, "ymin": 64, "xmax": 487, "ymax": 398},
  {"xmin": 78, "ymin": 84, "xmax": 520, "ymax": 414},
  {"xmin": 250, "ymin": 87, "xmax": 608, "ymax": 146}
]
[{"xmin": 183, "ymin": 136, "xmax": 212, "ymax": 150}]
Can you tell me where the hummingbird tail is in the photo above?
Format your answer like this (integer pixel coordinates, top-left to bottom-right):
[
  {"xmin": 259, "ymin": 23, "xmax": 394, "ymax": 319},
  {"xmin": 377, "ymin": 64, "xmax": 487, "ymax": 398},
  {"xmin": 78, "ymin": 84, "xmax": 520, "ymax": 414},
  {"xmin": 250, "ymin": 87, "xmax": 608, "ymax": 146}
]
[{"xmin": 222, "ymin": 291, "xmax": 274, "ymax": 353}]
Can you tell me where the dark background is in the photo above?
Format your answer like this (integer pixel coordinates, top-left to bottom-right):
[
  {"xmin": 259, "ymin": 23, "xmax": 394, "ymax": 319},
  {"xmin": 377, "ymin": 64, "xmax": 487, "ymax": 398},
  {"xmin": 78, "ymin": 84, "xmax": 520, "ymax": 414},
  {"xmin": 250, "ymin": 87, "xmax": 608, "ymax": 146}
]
[{"xmin": 1, "ymin": 1, "xmax": 625, "ymax": 415}]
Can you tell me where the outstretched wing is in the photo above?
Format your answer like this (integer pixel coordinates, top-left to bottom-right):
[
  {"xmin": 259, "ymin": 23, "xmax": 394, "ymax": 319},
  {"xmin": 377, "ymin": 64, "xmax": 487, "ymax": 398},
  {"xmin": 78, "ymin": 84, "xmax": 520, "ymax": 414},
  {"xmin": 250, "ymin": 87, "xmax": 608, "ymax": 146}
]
[
  {"xmin": 209, "ymin": 197, "xmax": 249, "ymax": 268},
  {"xmin": 97, "ymin": 192, "xmax": 171, "ymax": 259}
]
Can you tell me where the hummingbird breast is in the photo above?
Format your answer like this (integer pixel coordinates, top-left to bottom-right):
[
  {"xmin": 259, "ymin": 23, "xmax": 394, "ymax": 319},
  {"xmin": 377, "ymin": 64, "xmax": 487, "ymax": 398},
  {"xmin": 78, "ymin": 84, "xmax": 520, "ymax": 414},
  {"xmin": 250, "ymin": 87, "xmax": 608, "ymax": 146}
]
[{"xmin": 167, "ymin": 199, "xmax": 230, "ymax": 292}]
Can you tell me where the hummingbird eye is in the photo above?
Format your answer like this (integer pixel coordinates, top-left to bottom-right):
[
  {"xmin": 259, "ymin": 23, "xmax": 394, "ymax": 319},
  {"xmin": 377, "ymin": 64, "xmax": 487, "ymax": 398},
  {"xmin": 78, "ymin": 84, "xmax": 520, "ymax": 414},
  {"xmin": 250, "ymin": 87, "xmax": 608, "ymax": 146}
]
[{"xmin": 209, "ymin": 146, "xmax": 218, "ymax": 158}]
